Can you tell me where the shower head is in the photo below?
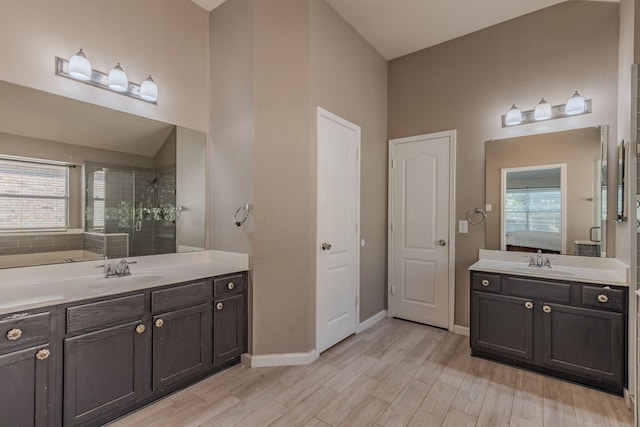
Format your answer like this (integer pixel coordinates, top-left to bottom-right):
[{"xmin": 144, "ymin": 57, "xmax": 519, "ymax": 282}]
[{"xmin": 146, "ymin": 177, "xmax": 157, "ymax": 185}]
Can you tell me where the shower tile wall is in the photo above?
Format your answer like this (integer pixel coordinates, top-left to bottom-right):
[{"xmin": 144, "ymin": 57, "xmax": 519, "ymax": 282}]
[
  {"xmin": 133, "ymin": 169, "xmax": 156, "ymax": 256},
  {"xmin": 154, "ymin": 165, "xmax": 176, "ymax": 255}
]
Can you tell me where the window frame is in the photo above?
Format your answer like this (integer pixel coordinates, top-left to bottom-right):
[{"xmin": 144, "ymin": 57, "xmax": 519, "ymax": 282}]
[{"xmin": 0, "ymin": 157, "xmax": 71, "ymax": 232}]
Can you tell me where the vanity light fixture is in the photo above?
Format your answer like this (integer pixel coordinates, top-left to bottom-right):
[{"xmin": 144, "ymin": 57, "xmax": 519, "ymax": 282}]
[
  {"xmin": 534, "ymin": 98, "xmax": 552, "ymax": 121},
  {"xmin": 68, "ymin": 49, "xmax": 92, "ymax": 81},
  {"xmin": 107, "ymin": 63, "xmax": 128, "ymax": 92},
  {"xmin": 55, "ymin": 50, "xmax": 158, "ymax": 104},
  {"xmin": 139, "ymin": 75, "xmax": 158, "ymax": 102},
  {"xmin": 505, "ymin": 104, "xmax": 523, "ymax": 126},
  {"xmin": 502, "ymin": 91, "xmax": 591, "ymax": 127},
  {"xmin": 565, "ymin": 91, "xmax": 585, "ymax": 115}
]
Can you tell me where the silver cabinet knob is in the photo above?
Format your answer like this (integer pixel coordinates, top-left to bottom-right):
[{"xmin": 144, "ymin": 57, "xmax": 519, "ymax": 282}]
[
  {"xmin": 35, "ymin": 349, "xmax": 50, "ymax": 360},
  {"xmin": 543, "ymin": 305, "xmax": 552, "ymax": 313},
  {"xmin": 438, "ymin": 239, "xmax": 446, "ymax": 246},
  {"xmin": 227, "ymin": 282, "xmax": 235, "ymax": 290},
  {"xmin": 481, "ymin": 279, "xmax": 490, "ymax": 287},
  {"xmin": 155, "ymin": 319, "xmax": 164, "ymax": 328},
  {"xmin": 321, "ymin": 243, "xmax": 332, "ymax": 251},
  {"xmin": 525, "ymin": 301, "xmax": 533, "ymax": 309},
  {"xmin": 6, "ymin": 328, "xmax": 22, "ymax": 341},
  {"xmin": 135, "ymin": 324, "xmax": 146, "ymax": 334},
  {"xmin": 216, "ymin": 302, "xmax": 224, "ymax": 310},
  {"xmin": 597, "ymin": 294, "xmax": 609, "ymax": 303}
]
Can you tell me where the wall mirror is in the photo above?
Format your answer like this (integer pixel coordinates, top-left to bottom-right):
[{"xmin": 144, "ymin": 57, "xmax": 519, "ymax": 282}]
[
  {"xmin": 486, "ymin": 126, "xmax": 608, "ymax": 257},
  {"xmin": 0, "ymin": 80, "xmax": 206, "ymax": 269}
]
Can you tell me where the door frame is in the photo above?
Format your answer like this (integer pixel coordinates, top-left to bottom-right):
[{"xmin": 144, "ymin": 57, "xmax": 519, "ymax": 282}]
[
  {"xmin": 316, "ymin": 106, "xmax": 361, "ymax": 352},
  {"xmin": 387, "ymin": 130, "xmax": 457, "ymax": 331}
]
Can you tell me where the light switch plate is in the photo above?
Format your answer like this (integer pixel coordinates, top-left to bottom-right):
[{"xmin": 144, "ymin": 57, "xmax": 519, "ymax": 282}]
[{"xmin": 459, "ymin": 220, "xmax": 468, "ymax": 234}]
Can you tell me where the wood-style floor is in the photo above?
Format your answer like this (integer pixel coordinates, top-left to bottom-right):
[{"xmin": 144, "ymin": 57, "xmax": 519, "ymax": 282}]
[{"xmin": 110, "ymin": 317, "xmax": 633, "ymax": 427}]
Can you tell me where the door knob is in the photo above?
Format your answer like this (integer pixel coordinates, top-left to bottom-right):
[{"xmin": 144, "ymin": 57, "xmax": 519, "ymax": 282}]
[
  {"xmin": 438, "ymin": 239, "xmax": 446, "ymax": 246},
  {"xmin": 321, "ymin": 242, "xmax": 332, "ymax": 251}
]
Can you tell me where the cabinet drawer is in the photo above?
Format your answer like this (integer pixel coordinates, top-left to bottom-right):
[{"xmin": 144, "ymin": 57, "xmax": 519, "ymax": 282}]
[
  {"xmin": 472, "ymin": 273, "xmax": 501, "ymax": 293},
  {"xmin": 152, "ymin": 281, "xmax": 208, "ymax": 313},
  {"xmin": 582, "ymin": 286, "xmax": 625, "ymax": 312},
  {"xmin": 0, "ymin": 312, "xmax": 50, "ymax": 353},
  {"xmin": 67, "ymin": 294, "xmax": 145, "ymax": 334},
  {"xmin": 213, "ymin": 274, "xmax": 246, "ymax": 297},
  {"xmin": 508, "ymin": 277, "xmax": 571, "ymax": 304}
]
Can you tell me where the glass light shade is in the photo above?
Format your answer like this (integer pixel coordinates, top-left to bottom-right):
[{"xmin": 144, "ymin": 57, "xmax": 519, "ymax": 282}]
[
  {"xmin": 565, "ymin": 91, "xmax": 585, "ymax": 115},
  {"xmin": 68, "ymin": 49, "xmax": 92, "ymax": 81},
  {"xmin": 108, "ymin": 63, "xmax": 128, "ymax": 92},
  {"xmin": 140, "ymin": 75, "xmax": 158, "ymax": 102},
  {"xmin": 534, "ymin": 98, "xmax": 552, "ymax": 121},
  {"xmin": 505, "ymin": 104, "xmax": 522, "ymax": 126}
]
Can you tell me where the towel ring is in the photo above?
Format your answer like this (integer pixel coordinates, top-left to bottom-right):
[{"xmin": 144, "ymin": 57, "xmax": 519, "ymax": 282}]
[
  {"xmin": 466, "ymin": 208, "xmax": 487, "ymax": 226},
  {"xmin": 234, "ymin": 204, "xmax": 250, "ymax": 227}
]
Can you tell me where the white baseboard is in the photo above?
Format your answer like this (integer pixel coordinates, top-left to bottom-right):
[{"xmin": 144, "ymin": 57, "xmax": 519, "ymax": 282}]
[
  {"xmin": 241, "ymin": 350, "xmax": 319, "ymax": 368},
  {"xmin": 357, "ymin": 310, "xmax": 387, "ymax": 333},
  {"xmin": 453, "ymin": 324, "xmax": 470, "ymax": 336}
]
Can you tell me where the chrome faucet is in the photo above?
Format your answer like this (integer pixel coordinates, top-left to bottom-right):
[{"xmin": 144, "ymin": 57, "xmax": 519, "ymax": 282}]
[
  {"xmin": 528, "ymin": 250, "xmax": 552, "ymax": 269},
  {"xmin": 96, "ymin": 258, "xmax": 137, "ymax": 278}
]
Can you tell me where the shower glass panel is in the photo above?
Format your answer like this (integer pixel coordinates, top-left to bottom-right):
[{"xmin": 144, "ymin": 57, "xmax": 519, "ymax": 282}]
[{"xmin": 85, "ymin": 163, "xmax": 176, "ymax": 257}]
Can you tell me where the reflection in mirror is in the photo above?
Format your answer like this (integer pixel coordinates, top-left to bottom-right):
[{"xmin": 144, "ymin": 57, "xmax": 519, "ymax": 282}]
[
  {"xmin": 0, "ymin": 81, "xmax": 206, "ymax": 269},
  {"xmin": 486, "ymin": 126, "xmax": 607, "ymax": 257},
  {"xmin": 501, "ymin": 165, "xmax": 565, "ymax": 254}
]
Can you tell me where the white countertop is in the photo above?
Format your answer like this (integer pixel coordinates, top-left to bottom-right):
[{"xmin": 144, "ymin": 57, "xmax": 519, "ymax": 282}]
[
  {"xmin": 0, "ymin": 250, "xmax": 249, "ymax": 315},
  {"xmin": 469, "ymin": 249, "xmax": 628, "ymax": 287}
]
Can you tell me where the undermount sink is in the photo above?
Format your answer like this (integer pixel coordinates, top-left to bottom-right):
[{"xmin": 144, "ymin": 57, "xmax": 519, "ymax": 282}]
[
  {"xmin": 507, "ymin": 266, "xmax": 575, "ymax": 277},
  {"xmin": 87, "ymin": 274, "xmax": 165, "ymax": 290}
]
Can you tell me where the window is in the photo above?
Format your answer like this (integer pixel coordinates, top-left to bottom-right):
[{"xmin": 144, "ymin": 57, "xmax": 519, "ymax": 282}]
[
  {"xmin": 0, "ymin": 158, "xmax": 69, "ymax": 231},
  {"xmin": 505, "ymin": 187, "xmax": 561, "ymax": 233}
]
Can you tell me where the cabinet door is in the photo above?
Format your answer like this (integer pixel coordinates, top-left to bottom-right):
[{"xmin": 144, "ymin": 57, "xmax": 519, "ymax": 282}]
[
  {"xmin": 213, "ymin": 294, "xmax": 245, "ymax": 367},
  {"xmin": 542, "ymin": 303, "xmax": 624, "ymax": 385},
  {"xmin": 64, "ymin": 320, "xmax": 145, "ymax": 426},
  {"xmin": 152, "ymin": 304, "xmax": 209, "ymax": 391},
  {"xmin": 0, "ymin": 345, "xmax": 51, "ymax": 427},
  {"xmin": 471, "ymin": 292, "xmax": 533, "ymax": 361}
]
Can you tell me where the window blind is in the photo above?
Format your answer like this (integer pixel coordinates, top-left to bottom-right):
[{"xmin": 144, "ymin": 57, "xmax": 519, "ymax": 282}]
[{"xmin": 0, "ymin": 159, "xmax": 69, "ymax": 231}]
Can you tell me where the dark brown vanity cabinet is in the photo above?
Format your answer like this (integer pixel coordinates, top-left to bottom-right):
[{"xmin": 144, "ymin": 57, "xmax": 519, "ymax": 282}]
[
  {"xmin": 471, "ymin": 271, "xmax": 627, "ymax": 394},
  {"xmin": 63, "ymin": 294, "xmax": 146, "ymax": 426},
  {"xmin": 0, "ymin": 311, "xmax": 54, "ymax": 427},
  {"xmin": 213, "ymin": 274, "xmax": 247, "ymax": 367},
  {"xmin": 0, "ymin": 271, "xmax": 248, "ymax": 426},
  {"xmin": 151, "ymin": 281, "xmax": 210, "ymax": 391}
]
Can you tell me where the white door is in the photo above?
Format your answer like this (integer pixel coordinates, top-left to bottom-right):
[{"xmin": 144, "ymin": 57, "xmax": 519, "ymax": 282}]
[
  {"xmin": 389, "ymin": 131, "xmax": 454, "ymax": 329},
  {"xmin": 316, "ymin": 107, "xmax": 360, "ymax": 353}
]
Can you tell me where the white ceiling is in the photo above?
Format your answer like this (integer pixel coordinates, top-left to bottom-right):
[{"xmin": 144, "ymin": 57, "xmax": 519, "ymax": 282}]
[{"xmin": 195, "ymin": 0, "xmax": 618, "ymax": 60}]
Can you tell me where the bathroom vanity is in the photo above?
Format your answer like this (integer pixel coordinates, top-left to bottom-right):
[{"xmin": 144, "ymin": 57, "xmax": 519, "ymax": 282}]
[
  {"xmin": 0, "ymin": 251, "xmax": 248, "ymax": 426},
  {"xmin": 470, "ymin": 250, "xmax": 629, "ymax": 394}
]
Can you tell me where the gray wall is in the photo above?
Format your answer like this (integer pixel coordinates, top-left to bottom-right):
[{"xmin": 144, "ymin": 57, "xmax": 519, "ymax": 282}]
[
  {"xmin": 209, "ymin": 0, "xmax": 387, "ymax": 355},
  {"xmin": 388, "ymin": 1, "xmax": 620, "ymax": 328}
]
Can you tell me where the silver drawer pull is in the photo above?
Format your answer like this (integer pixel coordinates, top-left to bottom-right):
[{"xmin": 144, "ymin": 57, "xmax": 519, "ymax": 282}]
[
  {"xmin": 525, "ymin": 301, "xmax": 533, "ymax": 309},
  {"xmin": 543, "ymin": 305, "xmax": 552, "ymax": 313},
  {"xmin": 36, "ymin": 349, "xmax": 50, "ymax": 360},
  {"xmin": 597, "ymin": 294, "xmax": 609, "ymax": 303},
  {"xmin": 481, "ymin": 279, "xmax": 490, "ymax": 287},
  {"xmin": 216, "ymin": 302, "xmax": 224, "ymax": 311},
  {"xmin": 227, "ymin": 282, "xmax": 235, "ymax": 290},
  {"xmin": 6, "ymin": 328, "xmax": 22, "ymax": 341}
]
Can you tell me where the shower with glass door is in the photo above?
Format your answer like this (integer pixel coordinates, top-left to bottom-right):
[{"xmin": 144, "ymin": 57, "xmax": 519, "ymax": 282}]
[{"xmin": 85, "ymin": 163, "xmax": 176, "ymax": 257}]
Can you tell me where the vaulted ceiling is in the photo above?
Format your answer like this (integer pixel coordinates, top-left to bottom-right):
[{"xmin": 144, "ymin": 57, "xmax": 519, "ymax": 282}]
[{"xmin": 192, "ymin": 0, "xmax": 619, "ymax": 60}]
